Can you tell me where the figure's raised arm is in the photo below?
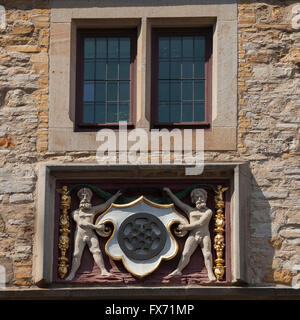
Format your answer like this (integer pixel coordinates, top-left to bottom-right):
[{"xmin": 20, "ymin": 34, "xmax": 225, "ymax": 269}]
[
  {"xmin": 93, "ymin": 190, "xmax": 122, "ymax": 215},
  {"xmin": 163, "ymin": 187, "xmax": 192, "ymax": 214}
]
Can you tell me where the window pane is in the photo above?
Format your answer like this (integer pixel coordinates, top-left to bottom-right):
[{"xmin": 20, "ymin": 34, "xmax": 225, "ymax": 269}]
[
  {"xmin": 182, "ymin": 81, "xmax": 193, "ymax": 100},
  {"xmin": 159, "ymin": 38, "xmax": 169, "ymax": 58},
  {"xmin": 80, "ymin": 33, "xmax": 134, "ymax": 125},
  {"xmin": 107, "ymin": 82, "xmax": 118, "ymax": 101},
  {"xmin": 120, "ymin": 38, "xmax": 130, "ymax": 58},
  {"xmin": 194, "ymin": 80, "xmax": 205, "ymax": 100},
  {"xmin": 158, "ymin": 102, "xmax": 169, "ymax": 123},
  {"xmin": 194, "ymin": 61, "xmax": 205, "ymax": 78},
  {"xmin": 83, "ymin": 82, "xmax": 94, "ymax": 102},
  {"xmin": 119, "ymin": 61, "xmax": 130, "ymax": 79},
  {"xmin": 84, "ymin": 61, "xmax": 95, "ymax": 80},
  {"xmin": 159, "ymin": 61, "xmax": 170, "ymax": 79},
  {"xmin": 95, "ymin": 82, "xmax": 106, "ymax": 102},
  {"xmin": 182, "ymin": 102, "xmax": 193, "ymax": 122},
  {"xmin": 95, "ymin": 103, "xmax": 106, "ymax": 123},
  {"xmin": 96, "ymin": 38, "xmax": 107, "ymax": 58},
  {"xmin": 182, "ymin": 61, "xmax": 193, "ymax": 79},
  {"xmin": 95, "ymin": 61, "xmax": 106, "ymax": 80},
  {"xmin": 170, "ymin": 61, "xmax": 181, "ymax": 79},
  {"xmin": 170, "ymin": 81, "xmax": 181, "ymax": 101},
  {"xmin": 158, "ymin": 80, "xmax": 169, "ymax": 101},
  {"xmin": 170, "ymin": 102, "xmax": 181, "ymax": 122},
  {"xmin": 171, "ymin": 37, "xmax": 181, "ymax": 58},
  {"xmin": 119, "ymin": 81, "xmax": 130, "ymax": 101},
  {"xmin": 108, "ymin": 38, "xmax": 119, "ymax": 58},
  {"xmin": 194, "ymin": 102, "xmax": 205, "ymax": 122},
  {"xmin": 84, "ymin": 38, "xmax": 95, "ymax": 59},
  {"xmin": 182, "ymin": 37, "xmax": 193, "ymax": 58},
  {"xmin": 194, "ymin": 37, "xmax": 205, "ymax": 58},
  {"xmin": 119, "ymin": 102, "xmax": 130, "ymax": 121},
  {"xmin": 107, "ymin": 102, "xmax": 118, "ymax": 122},
  {"xmin": 107, "ymin": 61, "xmax": 118, "ymax": 79},
  {"xmin": 83, "ymin": 103, "xmax": 94, "ymax": 123}
]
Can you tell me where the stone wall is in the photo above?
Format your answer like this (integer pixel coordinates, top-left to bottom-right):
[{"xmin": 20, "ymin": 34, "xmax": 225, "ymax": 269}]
[
  {"xmin": 237, "ymin": 0, "xmax": 300, "ymax": 286},
  {"xmin": 0, "ymin": 0, "xmax": 299, "ymax": 290},
  {"xmin": 0, "ymin": 0, "xmax": 50, "ymax": 286}
]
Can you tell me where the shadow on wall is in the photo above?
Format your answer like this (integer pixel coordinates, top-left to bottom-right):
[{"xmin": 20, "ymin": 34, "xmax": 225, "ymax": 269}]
[
  {"xmin": 49, "ymin": 0, "xmax": 237, "ymax": 9},
  {"xmin": 249, "ymin": 172, "xmax": 275, "ymax": 286}
]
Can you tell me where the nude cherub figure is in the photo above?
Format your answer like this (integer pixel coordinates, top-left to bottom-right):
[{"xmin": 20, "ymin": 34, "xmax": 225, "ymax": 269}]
[
  {"xmin": 164, "ymin": 187, "xmax": 216, "ymax": 281},
  {"xmin": 66, "ymin": 188, "xmax": 122, "ymax": 280}
]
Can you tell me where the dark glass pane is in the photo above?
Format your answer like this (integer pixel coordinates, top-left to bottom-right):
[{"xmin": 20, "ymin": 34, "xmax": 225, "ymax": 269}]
[
  {"xmin": 95, "ymin": 82, "xmax": 106, "ymax": 102},
  {"xmin": 194, "ymin": 61, "xmax": 205, "ymax": 78},
  {"xmin": 170, "ymin": 61, "xmax": 181, "ymax": 79},
  {"xmin": 120, "ymin": 38, "xmax": 130, "ymax": 58},
  {"xmin": 107, "ymin": 61, "xmax": 118, "ymax": 79},
  {"xmin": 170, "ymin": 102, "xmax": 181, "ymax": 122},
  {"xmin": 182, "ymin": 37, "xmax": 193, "ymax": 58},
  {"xmin": 107, "ymin": 102, "xmax": 118, "ymax": 122},
  {"xmin": 159, "ymin": 61, "xmax": 169, "ymax": 79},
  {"xmin": 182, "ymin": 102, "xmax": 193, "ymax": 122},
  {"xmin": 170, "ymin": 37, "xmax": 181, "ymax": 58},
  {"xmin": 83, "ymin": 103, "xmax": 94, "ymax": 123},
  {"xmin": 108, "ymin": 38, "xmax": 119, "ymax": 58},
  {"xmin": 84, "ymin": 61, "xmax": 95, "ymax": 80},
  {"xmin": 95, "ymin": 103, "xmax": 106, "ymax": 123},
  {"xmin": 119, "ymin": 102, "xmax": 130, "ymax": 121},
  {"xmin": 119, "ymin": 81, "xmax": 130, "ymax": 101},
  {"xmin": 158, "ymin": 80, "xmax": 169, "ymax": 101},
  {"xmin": 96, "ymin": 38, "xmax": 107, "ymax": 58},
  {"xmin": 107, "ymin": 82, "xmax": 118, "ymax": 101},
  {"xmin": 194, "ymin": 36, "xmax": 205, "ymax": 58},
  {"xmin": 194, "ymin": 102, "xmax": 205, "ymax": 122},
  {"xmin": 119, "ymin": 61, "xmax": 130, "ymax": 79},
  {"xmin": 159, "ymin": 37, "xmax": 169, "ymax": 58},
  {"xmin": 182, "ymin": 81, "xmax": 193, "ymax": 100},
  {"xmin": 194, "ymin": 80, "xmax": 205, "ymax": 100},
  {"xmin": 158, "ymin": 102, "xmax": 169, "ymax": 123},
  {"xmin": 170, "ymin": 81, "xmax": 181, "ymax": 101},
  {"xmin": 182, "ymin": 61, "xmax": 193, "ymax": 79},
  {"xmin": 83, "ymin": 82, "xmax": 94, "ymax": 102},
  {"xmin": 95, "ymin": 61, "xmax": 106, "ymax": 80},
  {"xmin": 84, "ymin": 38, "xmax": 95, "ymax": 59}
]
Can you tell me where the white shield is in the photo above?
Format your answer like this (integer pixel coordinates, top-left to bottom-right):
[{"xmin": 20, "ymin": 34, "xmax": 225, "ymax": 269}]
[{"xmin": 95, "ymin": 196, "xmax": 188, "ymax": 278}]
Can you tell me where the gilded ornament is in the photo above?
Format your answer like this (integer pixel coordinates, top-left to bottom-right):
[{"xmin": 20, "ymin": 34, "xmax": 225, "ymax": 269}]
[
  {"xmin": 213, "ymin": 185, "xmax": 228, "ymax": 281},
  {"xmin": 57, "ymin": 186, "xmax": 71, "ymax": 279}
]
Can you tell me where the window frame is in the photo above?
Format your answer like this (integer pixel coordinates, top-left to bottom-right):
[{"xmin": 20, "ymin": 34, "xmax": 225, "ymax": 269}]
[
  {"xmin": 75, "ymin": 28, "xmax": 137, "ymax": 131},
  {"xmin": 151, "ymin": 27, "xmax": 213, "ymax": 129}
]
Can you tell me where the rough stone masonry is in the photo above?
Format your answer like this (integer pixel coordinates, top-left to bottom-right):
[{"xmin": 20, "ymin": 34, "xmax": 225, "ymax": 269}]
[{"xmin": 0, "ymin": 0, "xmax": 299, "ymax": 289}]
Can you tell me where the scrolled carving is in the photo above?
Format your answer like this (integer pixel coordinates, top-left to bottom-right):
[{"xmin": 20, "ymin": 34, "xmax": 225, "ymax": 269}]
[
  {"xmin": 213, "ymin": 185, "xmax": 228, "ymax": 281},
  {"xmin": 57, "ymin": 186, "xmax": 71, "ymax": 279}
]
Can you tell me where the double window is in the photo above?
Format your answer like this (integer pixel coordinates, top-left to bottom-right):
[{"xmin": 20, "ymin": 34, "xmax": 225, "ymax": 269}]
[{"xmin": 76, "ymin": 27, "xmax": 212, "ymax": 130}]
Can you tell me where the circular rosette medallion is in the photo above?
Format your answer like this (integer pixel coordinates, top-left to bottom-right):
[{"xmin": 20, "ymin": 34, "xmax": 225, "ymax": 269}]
[
  {"xmin": 95, "ymin": 196, "xmax": 188, "ymax": 278},
  {"xmin": 118, "ymin": 213, "xmax": 167, "ymax": 261}
]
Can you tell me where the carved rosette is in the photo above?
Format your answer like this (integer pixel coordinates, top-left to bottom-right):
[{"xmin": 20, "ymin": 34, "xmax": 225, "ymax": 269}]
[
  {"xmin": 213, "ymin": 185, "xmax": 228, "ymax": 281},
  {"xmin": 57, "ymin": 186, "xmax": 71, "ymax": 279}
]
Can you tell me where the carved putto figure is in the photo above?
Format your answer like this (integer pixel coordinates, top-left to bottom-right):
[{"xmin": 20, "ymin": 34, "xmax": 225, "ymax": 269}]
[
  {"xmin": 66, "ymin": 188, "xmax": 122, "ymax": 280},
  {"xmin": 163, "ymin": 187, "xmax": 216, "ymax": 281}
]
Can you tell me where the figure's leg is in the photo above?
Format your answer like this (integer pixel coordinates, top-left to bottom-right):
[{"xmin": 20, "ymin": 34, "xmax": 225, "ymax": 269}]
[
  {"xmin": 66, "ymin": 235, "xmax": 85, "ymax": 280},
  {"xmin": 169, "ymin": 236, "xmax": 198, "ymax": 276},
  {"xmin": 88, "ymin": 235, "xmax": 111, "ymax": 276},
  {"xmin": 201, "ymin": 235, "xmax": 216, "ymax": 281}
]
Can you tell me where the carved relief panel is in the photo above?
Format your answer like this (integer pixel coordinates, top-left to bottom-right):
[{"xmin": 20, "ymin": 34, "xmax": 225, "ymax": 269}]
[{"xmin": 53, "ymin": 179, "xmax": 230, "ymax": 285}]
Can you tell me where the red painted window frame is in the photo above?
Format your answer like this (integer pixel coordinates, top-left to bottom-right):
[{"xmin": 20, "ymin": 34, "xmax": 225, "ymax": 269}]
[
  {"xmin": 151, "ymin": 27, "xmax": 213, "ymax": 129},
  {"xmin": 75, "ymin": 28, "xmax": 137, "ymax": 132}
]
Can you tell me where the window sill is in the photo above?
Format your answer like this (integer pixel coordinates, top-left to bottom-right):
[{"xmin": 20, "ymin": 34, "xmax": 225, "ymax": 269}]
[
  {"xmin": 75, "ymin": 122, "xmax": 135, "ymax": 132},
  {"xmin": 151, "ymin": 122, "xmax": 210, "ymax": 129}
]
